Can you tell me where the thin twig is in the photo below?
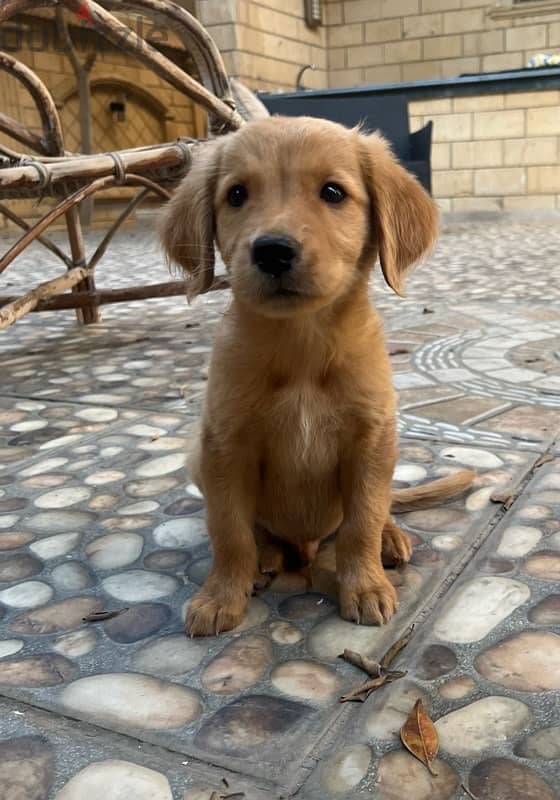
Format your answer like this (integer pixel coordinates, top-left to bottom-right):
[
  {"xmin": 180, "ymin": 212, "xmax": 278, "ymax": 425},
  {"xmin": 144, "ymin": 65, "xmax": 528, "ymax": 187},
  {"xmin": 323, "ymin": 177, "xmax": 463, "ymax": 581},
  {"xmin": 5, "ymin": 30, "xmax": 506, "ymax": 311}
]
[
  {"xmin": 380, "ymin": 624, "xmax": 415, "ymax": 669},
  {"xmin": 461, "ymin": 783, "xmax": 480, "ymax": 800}
]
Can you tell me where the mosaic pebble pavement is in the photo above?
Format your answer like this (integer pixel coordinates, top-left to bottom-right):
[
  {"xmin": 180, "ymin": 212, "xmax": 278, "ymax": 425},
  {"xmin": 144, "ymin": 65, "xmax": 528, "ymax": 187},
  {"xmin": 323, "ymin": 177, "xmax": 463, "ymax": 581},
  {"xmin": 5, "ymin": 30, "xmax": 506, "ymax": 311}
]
[{"xmin": 0, "ymin": 217, "xmax": 559, "ymax": 799}]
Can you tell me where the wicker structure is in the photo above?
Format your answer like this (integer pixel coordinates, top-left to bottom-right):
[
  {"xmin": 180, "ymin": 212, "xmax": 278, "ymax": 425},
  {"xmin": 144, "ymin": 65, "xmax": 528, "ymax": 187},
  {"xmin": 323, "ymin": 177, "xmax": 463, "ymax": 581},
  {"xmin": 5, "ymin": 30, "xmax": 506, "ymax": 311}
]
[{"xmin": 0, "ymin": 0, "xmax": 249, "ymax": 330}]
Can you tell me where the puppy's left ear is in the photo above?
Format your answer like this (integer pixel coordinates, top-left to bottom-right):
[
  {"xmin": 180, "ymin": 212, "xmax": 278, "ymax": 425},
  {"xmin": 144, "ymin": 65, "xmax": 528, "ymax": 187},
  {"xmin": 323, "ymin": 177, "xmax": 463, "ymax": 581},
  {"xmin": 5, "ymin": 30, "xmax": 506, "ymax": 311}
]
[{"xmin": 359, "ymin": 132, "xmax": 439, "ymax": 295}]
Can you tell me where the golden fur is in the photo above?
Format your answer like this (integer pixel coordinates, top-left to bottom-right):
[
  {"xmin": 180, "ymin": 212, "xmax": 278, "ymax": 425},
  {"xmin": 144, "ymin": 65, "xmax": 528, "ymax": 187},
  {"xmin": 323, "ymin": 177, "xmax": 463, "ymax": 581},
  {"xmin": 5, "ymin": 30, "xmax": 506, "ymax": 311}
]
[{"xmin": 160, "ymin": 116, "xmax": 474, "ymax": 636}]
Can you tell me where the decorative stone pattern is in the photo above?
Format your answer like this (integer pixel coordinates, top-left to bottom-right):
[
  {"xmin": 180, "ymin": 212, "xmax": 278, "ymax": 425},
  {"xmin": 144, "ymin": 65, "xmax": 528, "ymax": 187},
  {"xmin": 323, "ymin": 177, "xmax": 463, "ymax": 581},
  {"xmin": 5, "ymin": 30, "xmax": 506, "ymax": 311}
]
[{"xmin": 1, "ymin": 221, "xmax": 560, "ymax": 799}]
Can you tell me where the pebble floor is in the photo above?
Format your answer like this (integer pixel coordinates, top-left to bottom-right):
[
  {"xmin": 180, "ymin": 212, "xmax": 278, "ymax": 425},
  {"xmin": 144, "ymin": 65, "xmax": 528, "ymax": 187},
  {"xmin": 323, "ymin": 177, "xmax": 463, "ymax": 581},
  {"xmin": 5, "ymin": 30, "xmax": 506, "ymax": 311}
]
[{"xmin": 0, "ymin": 217, "xmax": 559, "ymax": 799}]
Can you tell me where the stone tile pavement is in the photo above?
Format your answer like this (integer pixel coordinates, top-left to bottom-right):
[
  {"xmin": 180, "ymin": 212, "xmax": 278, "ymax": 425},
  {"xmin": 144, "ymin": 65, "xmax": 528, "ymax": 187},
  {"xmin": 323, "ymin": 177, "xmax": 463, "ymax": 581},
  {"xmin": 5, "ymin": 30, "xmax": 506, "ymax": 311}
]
[{"xmin": 0, "ymin": 217, "xmax": 559, "ymax": 799}]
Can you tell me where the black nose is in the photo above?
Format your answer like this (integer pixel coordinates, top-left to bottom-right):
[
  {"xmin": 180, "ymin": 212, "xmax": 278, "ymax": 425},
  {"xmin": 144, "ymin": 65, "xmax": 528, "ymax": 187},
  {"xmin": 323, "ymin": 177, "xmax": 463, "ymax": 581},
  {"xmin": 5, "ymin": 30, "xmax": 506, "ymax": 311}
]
[{"xmin": 252, "ymin": 234, "xmax": 299, "ymax": 277}]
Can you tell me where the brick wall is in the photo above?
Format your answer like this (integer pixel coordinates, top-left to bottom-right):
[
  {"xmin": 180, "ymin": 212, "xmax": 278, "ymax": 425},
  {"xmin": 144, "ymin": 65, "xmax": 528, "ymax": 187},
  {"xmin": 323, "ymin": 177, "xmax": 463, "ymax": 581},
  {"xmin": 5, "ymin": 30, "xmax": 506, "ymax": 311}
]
[
  {"xmin": 198, "ymin": 0, "xmax": 328, "ymax": 92},
  {"xmin": 325, "ymin": 0, "xmax": 560, "ymax": 88},
  {"xmin": 410, "ymin": 88, "xmax": 560, "ymax": 212}
]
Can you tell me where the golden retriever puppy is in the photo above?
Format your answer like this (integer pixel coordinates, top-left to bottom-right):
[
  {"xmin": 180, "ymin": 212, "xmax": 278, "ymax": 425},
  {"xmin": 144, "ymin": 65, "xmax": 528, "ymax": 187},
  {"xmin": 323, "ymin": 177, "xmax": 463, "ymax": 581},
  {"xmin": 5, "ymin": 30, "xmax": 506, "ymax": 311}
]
[{"xmin": 160, "ymin": 116, "xmax": 473, "ymax": 636}]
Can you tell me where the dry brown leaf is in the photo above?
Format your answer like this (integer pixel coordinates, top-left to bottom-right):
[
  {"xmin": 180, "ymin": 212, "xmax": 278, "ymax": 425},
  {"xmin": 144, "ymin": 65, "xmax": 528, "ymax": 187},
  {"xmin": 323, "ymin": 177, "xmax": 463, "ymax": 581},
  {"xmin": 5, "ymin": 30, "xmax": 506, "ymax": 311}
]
[
  {"xmin": 490, "ymin": 489, "xmax": 514, "ymax": 509},
  {"xmin": 400, "ymin": 698, "xmax": 439, "ymax": 776},
  {"xmin": 535, "ymin": 454, "xmax": 554, "ymax": 468},
  {"xmin": 380, "ymin": 624, "xmax": 414, "ymax": 669},
  {"xmin": 338, "ymin": 649, "xmax": 382, "ymax": 677},
  {"xmin": 82, "ymin": 608, "xmax": 129, "ymax": 623},
  {"xmin": 389, "ymin": 347, "xmax": 411, "ymax": 356}
]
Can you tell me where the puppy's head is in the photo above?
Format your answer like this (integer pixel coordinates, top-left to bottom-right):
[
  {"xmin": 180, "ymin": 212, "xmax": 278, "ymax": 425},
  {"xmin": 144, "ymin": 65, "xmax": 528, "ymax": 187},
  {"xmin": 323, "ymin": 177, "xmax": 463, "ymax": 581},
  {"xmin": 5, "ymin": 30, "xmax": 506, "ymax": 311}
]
[{"xmin": 160, "ymin": 116, "xmax": 438, "ymax": 316}]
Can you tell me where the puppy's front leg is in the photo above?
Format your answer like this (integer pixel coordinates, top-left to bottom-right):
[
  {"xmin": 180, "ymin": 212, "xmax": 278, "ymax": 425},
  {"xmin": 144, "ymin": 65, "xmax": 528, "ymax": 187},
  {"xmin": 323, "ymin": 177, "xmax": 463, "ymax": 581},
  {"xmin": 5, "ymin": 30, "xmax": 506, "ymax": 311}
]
[
  {"xmin": 186, "ymin": 431, "xmax": 258, "ymax": 636},
  {"xmin": 337, "ymin": 424, "xmax": 398, "ymax": 626}
]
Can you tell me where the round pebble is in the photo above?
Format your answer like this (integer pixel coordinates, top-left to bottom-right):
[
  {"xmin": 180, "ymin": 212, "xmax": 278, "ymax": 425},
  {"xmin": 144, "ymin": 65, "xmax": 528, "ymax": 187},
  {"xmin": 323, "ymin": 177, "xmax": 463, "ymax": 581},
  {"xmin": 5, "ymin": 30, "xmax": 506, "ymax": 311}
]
[
  {"xmin": 138, "ymin": 437, "xmax": 185, "ymax": 452},
  {"xmin": 132, "ymin": 635, "xmax": 208, "ymax": 675},
  {"xmin": 186, "ymin": 483, "xmax": 203, "ymax": 499},
  {"xmin": 0, "ymin": 515, "xmax": 18, "ymax": 530},
  {"xmin": 51, "ymin": 562, "xmax": 94, "ymax": 592},
  {"xmin": 9, "ymin": 597, "xmax": 103, "ymax": 635},
  {"xmin": 0, "ymin": 497, "xmax": 27, "ymax": 512},
  {"xmin": 400, "ymin": 507, "xmax": 468, "ymax": 533},
  {"xmin": 85, "ymin": 470, "xmax": 126, "ymax": 486},
  {"xmin": 378, "ymin": 751, "xmax": 458, "ymax": 800},
  {"xmin": 144, "ymin": 550, "xmax": 190, "ymax": 572},
  {"xmin": 231, "ymin": 597, "xmax": 270, "ymax": 632},
  {"xmin": 517, "ymin": 505, "xmax": 551, "ymax": 520},
  {"xmin": 56, "ymin": 759, "xmax": 173, "ymax": 800},
  {"xmin": 393, "ymin": 464, "xmax": 427, "ymax": 482},
  {"xmin": 30, "ymin": 533, "xmax": 81, "ymax": 560},
  {"xmin": 202, "ymin": 636, "xmax": 272, "ymax": 694},
  {"xmin": 75, "ymin": 407, "xmax": 118, "ymax": 422},
  {"xmin": 515, "ymin": 726, "xmax": 560, "ymax": 760},
  {"xmin": 0, "ymin": 553, "xmax": 42, "ymax": 583},
  {"xmin": 53, "ymin": 629, "xmax": 97, "ymax": 658},
  {"xmin": 432, "ymin": 535, "xmax": 462, "ymax": 551},
  {"xmin": 86, "ymin": 533, "xmax": 143, "ymax": 570},
  {"xmin": 528, "ymin": 595, "xmax": 560, "ymax": 624},
  {"xmin": 320, "ymin": 745, "xmax": 371, "ymax": 794},
  {"xmin": 441, "ymin": 446, "xmax": 503, "ymax": 469},
  {"xmin": 309, "ymin": 614, "xmax": 386, "ymax": 661},
  {"xmin": 0, "ymin": 581, "xmax": 53, "ymax": 608},
  {"xmin": 103, "ymin": 603, "xmax": 171, "ymax": 644},
  {"xmin": 0, "ymin": 639, "xmax": 24, "ymax": 658},
  {"xmin": 497, "ymin": 526, "xmax": 542, "ymax": 558},
  {"xmin": 118, "ymin": 500, "xmax": 159, "ymax": 515},
  {"xmin": 164, "ymin": 497, "xmax": 204, "ymax": 516},
  {"xmin": 475, "ymin": 630, "xmax": 560, "ymax": 691},
  {"xmin": 0, "ymin": 654, "xmax": 78, "ymax": 687},
  {"xmin": 525, "ymin": 551, "xmax": 560, "ymax": 580},
  {"xmin": 365, "ymin": 682, "xmax": 429, "ymax": 740},
  {"xmin": 439, "ymin": 676, "xmax": 476, "ymax": 699},
  {"xmin": 62, "ymin": 673, "xmax": 202, "ymax": 730},
  {"xmin": 270, "ymin": 621, "xmax": 303, "ymax": 645},
  {"xmin": 27, "ymin": 511, "xmax": 94, "ymax": 533},
  {"xmin": 436, "ymin": 696, "xmax": 531, "ymax": 757},
  {"xmin": 125, "ymin": 477, "xmax": 178, "ymax": 498},
  {"xmin": 279, "ymin": 593, "xmax": 335, "ymax": 621},
  {"xmin": 0, "ymin": 531, "xmax": 34, "ymax": 550},
  {"xmin": 18, "ymin": 457, "xmax": 68, "ymax": 477},
  {"xmin": 22, "ymin": 474, "xmax": 68, "ymax": 489},
  {"xmin": 153, "ymin": 518, "xmax": 207, "ymax": 549},
  {"xmin": 271, "ymin": 660, "xmax": 338, "ymax": 703},
  {"xmin": 135, "ymin": 453, "xmax": 185, "ymax": 478},
  {"xmin": 0, "ymin": 735, "xmax": 54, "ymax": 800},
  {"xmin": 102, "ymin": 571, "xmax": 178, "ymax": 602},
  {"xmin": 416, "ymin": 644, "xmax": 457, "ymax": 680},
  {"xmin": 467, "ymin": 758, "xmax": 556, "ymax": 800},
  {"xmin": 466, "ymin": 487, "xmax": 494, "ymax": 511},
  {"xmin": 434, "ymin": 577, "xmax": 530, "ymax": 643}
]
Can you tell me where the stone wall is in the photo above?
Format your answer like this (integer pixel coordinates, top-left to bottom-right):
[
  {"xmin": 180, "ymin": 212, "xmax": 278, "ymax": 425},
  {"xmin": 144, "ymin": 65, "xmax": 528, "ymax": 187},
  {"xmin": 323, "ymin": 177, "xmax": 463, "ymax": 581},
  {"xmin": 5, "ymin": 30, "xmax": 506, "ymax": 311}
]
[
  {"xmin": 325, "ymin": 0, "xmax": 560, "ymax": 88},
  {"xmin": 410, "ymin": 87, "xmax": 560, "ymax": 212}
]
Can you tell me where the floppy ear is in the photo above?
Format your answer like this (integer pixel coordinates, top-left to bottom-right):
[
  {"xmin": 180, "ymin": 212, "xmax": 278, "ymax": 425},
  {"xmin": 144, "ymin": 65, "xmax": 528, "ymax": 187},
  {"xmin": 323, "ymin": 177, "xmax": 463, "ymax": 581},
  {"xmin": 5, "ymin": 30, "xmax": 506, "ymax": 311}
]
[
  {"xmin": 359, "ymin": 132, "xmax": 439, "ymax": 296},
  {"xmin": 159, "ymin": 140, "xmax": 222, "ymax": 299}
]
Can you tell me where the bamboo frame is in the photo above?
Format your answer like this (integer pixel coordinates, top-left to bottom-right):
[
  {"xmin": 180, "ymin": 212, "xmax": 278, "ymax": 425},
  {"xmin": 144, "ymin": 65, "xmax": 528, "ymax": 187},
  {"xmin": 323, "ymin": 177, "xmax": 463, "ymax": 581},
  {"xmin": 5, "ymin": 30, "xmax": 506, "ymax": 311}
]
[{"xmin": 0, "ymin": 0, "xmax": 246, "ymax": 331}]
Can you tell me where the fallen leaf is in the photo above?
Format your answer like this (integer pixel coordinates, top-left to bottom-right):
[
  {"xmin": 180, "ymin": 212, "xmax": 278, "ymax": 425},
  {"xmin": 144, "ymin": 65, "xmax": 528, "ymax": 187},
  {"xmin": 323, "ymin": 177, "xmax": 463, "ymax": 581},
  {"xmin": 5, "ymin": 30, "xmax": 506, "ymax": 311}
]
[
  {"xmin": 381, "ymin": 624, "xmax": 415, "ymax": 669},
  {"xmin": 422, "ymin": 307, "xmax": 435, "ymax": 314},
  {"xmin": 389, "ymin": 347, "xmax": 411, "ymax": 356},
  {"xmin": 340, "ymin": 670, "xmax": 405, "ymax": 703},
  {"xmin": 490, "ymin": 489, "xmax": 514, "ymax": 509},
  {"xmin": 338, "ymin": 649, "xmax": 382, "ymax": 677},
  {"xmin": 82, "ymin": 608, "xmax": 129, "ymax": 623},
  {"xmin": 400, "ymin": 698, "xmax": 439, "ymax": 776},
  {"xmin": 535, "ymin": 454, "xmax": 554, "ymax": 468},
  {"xmin": 222, "ymin": 794, "xmax": 245, "ymax": 799}
]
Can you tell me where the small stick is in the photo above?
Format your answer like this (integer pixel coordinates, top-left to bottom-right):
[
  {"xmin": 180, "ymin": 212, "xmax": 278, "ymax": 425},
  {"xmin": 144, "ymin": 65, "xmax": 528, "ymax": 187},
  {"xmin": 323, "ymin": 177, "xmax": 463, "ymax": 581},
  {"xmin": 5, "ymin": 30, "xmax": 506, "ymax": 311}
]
[
  {"xmin": 83, "ymin": 608, "xmax": 129, "ymax": 623},
  {"xmin": 461, "ymin": 784, "xmax": 480, "ymax": 800},
  {"xmin": 380, "ymin": 625, "xmax": 415, "ymax": 669}
]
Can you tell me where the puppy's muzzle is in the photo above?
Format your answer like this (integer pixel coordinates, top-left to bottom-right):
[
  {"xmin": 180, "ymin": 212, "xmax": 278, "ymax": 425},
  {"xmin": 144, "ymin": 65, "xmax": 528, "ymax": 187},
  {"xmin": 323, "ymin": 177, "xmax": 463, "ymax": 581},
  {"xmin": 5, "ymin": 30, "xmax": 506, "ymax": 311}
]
[{"xmin": 252, "ymin": 234, "xmax": 300, "ymax": 278}]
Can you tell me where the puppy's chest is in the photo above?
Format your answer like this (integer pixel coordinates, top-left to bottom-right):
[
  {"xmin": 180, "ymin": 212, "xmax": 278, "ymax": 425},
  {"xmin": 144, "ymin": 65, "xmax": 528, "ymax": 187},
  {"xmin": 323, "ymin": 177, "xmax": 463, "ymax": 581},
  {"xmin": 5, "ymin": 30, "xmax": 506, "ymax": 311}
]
[{"xmin": 262, "ymin": 384, "xmax": 340, "ymax": 470}]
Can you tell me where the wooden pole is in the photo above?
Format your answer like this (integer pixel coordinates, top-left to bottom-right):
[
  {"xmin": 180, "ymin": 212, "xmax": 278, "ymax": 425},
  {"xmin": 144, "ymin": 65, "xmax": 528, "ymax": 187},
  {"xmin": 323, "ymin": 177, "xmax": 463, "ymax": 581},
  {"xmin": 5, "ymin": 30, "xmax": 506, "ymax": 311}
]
[{"xmin": 0, "ymin": 267, "xmax": 91, "ymax": 329}]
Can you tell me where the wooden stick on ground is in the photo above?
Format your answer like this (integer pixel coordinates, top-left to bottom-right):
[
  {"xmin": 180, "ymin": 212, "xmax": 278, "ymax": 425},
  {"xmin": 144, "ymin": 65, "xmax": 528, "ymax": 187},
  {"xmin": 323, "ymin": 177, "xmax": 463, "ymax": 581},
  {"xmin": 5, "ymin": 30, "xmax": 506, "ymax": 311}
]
[{"xmin": 0, "ymin": 267, "xmax": 92, "ymax": 330}]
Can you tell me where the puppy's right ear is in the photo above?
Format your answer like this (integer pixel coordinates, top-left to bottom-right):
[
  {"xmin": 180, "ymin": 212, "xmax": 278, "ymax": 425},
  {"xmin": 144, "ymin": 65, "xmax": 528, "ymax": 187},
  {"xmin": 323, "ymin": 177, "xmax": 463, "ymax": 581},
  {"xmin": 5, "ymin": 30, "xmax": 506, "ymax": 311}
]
[{"xmin": 159, "ymin": 140, "xmax": 221, "ymax": 299}]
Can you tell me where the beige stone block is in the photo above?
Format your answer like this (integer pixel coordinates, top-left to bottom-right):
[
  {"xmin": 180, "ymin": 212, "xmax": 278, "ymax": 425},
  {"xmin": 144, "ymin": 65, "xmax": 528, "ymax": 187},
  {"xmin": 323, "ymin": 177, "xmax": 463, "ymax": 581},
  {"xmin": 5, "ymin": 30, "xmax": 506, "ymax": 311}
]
[
  {"xmin": 409, "ymin": 116, "xmax": 423, "ymax": 131},
  {"xmin": 528, "ymin": 166, "xmax": 560, "ymax": 194},
  {"xmin": 503, "ymin": 195, "xmax": 556, "ymax": 211},
  {"xmin": 402, "ymin": 61, "xmax": 442, "ymax": 81},
  {"xmin": 550, "ymin": 22, "xmax": 560, "ymax": 47},
  {"xmin": 527, "ymin": 107, "xmax": 560, "ymax": 136},
  {"xmin": 504, "ymin": 137, "xmax": 557, "ymax": 166},
  {"xmin": 433, "ymin": 169, "xmax": 473, "ymax": 197},
  {"xmin": 328, "ymin": 23, "xmax": 363, "ymax": 47},
  {"xmin": 363, "ymin": 64, "xmax": 402, "ymax": 85},
  {"xmin": 473, "ymin": 109, "xmax": 525, "ymax": 140},
  {"xmin": 452, "ymin": 140, "xmax": 502, "ymax": 169},
  {"xmin": 32, "ymin": 51, "xmax": 65, "ymax": 73},
  {"xmin": 475, "ymin": 167, "xmax": 526, "ymax": 196},
  {"xmin": 343, "ymin": 0, "xmax": 382, "ymax": 24},
  {"xmin": 432, "ymin": 142, "xmax": 451, "ymax": 170},
  {"xmin": 209, "ymin": 22, "xmax": 237, "ymax": 52},
  {"xmin": 443, "ymin": 9, "xmax": 484, "ymax": 34},
  {"xmin": 385, "ymin": 39, "xmax": 422, "ymax": 64},
  {"xmin": 296, "ymin": 20, "xmax": 328, "ymax": 46},
  {"xmin": 505, "ymin": 90, "xmax": 560, "ymax": 109},
  {"xmin": 403, "ymin": 12, "xmax": 443, "ymax": 39},
  {"xmin": 482, "ymin": 52, "xmax": 524, "ymax": 73},
  {"xmin": 310, "ymin": 45, "xmax": 328, "ymax": 71},
  {"xmin": 325, "ymin": 3, "xmax": 343, "ymax": 25},
  {"xmin": 506, "ymin": 25, "xmax": 547, "ymax": 52},
  {"xmin": 254, "ymin": 0, "xmax": 301, "ymax": 14},
  {"xmin": 348, "ymin": 44, "xmax": 385, "ymax": 68},
  {"xmin": 441, "ymin": 57, "xmax": 480, "ymax": 78},
  {"xmin": 452, "ymin": 197, "xmax": 503, "ymax": 212},
  {"xmin": 432, "ymin": 113, "xmax": 473, "ymax": 142},
  {"xmin": 410, "ymin": 98, "xmax": 452, "ymax": 115},
  {"xmin": 329, "ymin": 68, "xmax": 364, "ymax": 88},
  {"xmin": 365, "ymin": 18, "xmax": 401, "ymax": 44},
  {"xmin": 328, "ymin": 47, "xmax": 346, "ymax": 70},
  {"xmin": 248, "ymin": 6, "xmax": 299, "ymax": 39},
  {"xmin": 422, "ymin": 0, "xmax": 461, "ymax": 12},
  {"xmin": 463, "ymin": 30, "xmax": 504, "ymax": 56},
  {"xmin": 304, "ymin": 68, "xmax": 328, "ymax": 90},
  {"xmin": 380, "ymin": 0, "xmax": 419, "ymax": 17},
  {"xmin": 453, "ymin": 94, "xmax": 505, "ymax": 112},
  {"xmin": 436, "ymin": 197, "xmax": 452, "ymax": 212},
  {"xmin": 197, "ymin": 0, "xmax": 236, "ymax": 25},
  {"xmin": 423, "ymin": 34, "xmax": 462, "ymax": 60}
]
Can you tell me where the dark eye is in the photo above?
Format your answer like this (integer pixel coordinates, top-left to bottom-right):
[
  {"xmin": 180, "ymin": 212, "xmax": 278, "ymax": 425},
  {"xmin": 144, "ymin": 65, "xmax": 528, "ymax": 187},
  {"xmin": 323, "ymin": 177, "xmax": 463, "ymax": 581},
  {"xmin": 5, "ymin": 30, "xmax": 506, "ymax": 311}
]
[
  {"xmin": 320, "ymin": 182, "xmax": 346, "ymax": 204},
  {"xmin": 227, "ymin": 184, "xmax": 248, "ymax": 207}
]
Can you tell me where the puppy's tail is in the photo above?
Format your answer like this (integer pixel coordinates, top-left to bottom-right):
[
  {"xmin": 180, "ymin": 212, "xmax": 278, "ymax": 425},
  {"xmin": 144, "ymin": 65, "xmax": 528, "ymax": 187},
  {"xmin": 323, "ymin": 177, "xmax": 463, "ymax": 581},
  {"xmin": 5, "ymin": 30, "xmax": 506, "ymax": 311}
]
[{"xmin": 390, "ymin": 469, "xmax": 475, "ymax": 513}]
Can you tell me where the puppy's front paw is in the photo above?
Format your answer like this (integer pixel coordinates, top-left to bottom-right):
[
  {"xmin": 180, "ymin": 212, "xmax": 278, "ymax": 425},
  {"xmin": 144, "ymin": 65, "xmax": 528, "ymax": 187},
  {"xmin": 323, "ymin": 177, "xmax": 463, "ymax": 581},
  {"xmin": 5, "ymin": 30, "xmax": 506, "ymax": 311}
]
[
  {"xmin": 382, "ymin": 521, "xmax": 412, "ymax": 567},
  {"xmin": 338, "ymin": 571, "xmax": 398, "ymax": 626},
  {"xmin": 185, "ymin": 583, "xmax": 249, "ymax": 636}
]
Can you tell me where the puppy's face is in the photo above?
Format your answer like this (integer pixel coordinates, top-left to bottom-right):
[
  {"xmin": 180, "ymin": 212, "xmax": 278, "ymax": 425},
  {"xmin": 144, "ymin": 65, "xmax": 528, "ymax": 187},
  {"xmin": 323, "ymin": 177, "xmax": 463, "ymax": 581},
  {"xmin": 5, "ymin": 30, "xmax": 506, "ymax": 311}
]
[{"xmin": 160, "ymin": 117, "xmax": 438, "ymax": 318}]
